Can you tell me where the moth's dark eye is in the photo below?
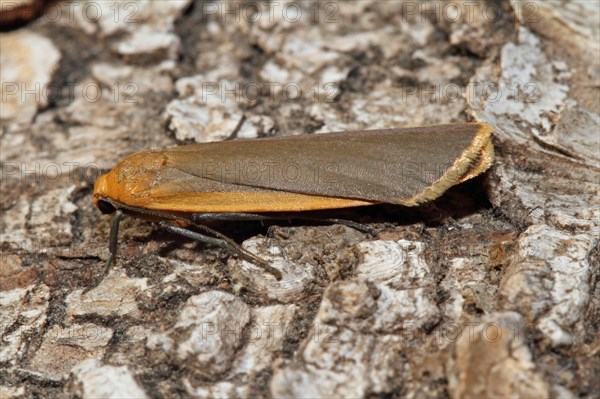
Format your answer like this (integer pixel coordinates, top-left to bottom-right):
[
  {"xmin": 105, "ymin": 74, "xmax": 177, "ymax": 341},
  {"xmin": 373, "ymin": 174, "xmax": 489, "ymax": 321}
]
[{"xmin": 97, "ymin": 200, "xmax": 116, "ymax": 214}]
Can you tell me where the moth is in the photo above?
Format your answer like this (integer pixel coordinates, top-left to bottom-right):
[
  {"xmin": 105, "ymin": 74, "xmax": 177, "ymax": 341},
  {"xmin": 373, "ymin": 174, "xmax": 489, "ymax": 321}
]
[{"xmin": 91, "ymin": 122, "xmax": 494, "ymax": 286}]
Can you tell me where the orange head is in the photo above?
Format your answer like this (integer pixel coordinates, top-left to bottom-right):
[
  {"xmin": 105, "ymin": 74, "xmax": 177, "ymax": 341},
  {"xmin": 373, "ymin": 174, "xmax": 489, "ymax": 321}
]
[{"xmin": 93, "ymin": 151, "xmax": 168, "ymax": 214}]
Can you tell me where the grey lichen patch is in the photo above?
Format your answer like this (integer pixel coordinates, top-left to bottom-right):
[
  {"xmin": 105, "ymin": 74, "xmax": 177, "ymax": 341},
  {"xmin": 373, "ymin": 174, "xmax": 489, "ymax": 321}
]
[
  {"xmin": 27, "ymin": 323, "xmax": 113, "ymax": 381},
  {"xmin": 167, "ymin": 100, "xmax": 275, "ymax": 142},
  {"xmin": 318, "ymin": 280, "xmax": 439, "ymax": 335},
  {"xmin": 182, "ymin": 304, "xmax": 297, "ymax": 397},
  {"xmin": 28, "ymin": 186, "xmax": 78, "ymax": 247},
  {"xmin": 352, "ymin": 240, "xmax": 440, "ymax": 333},
  {"xmin": 166, "ymin": 73, "xmax": 277, "ymax": 142},
  {"xmin": 355, "ymin": 240, "xmax": 434, "ymax": 287},
  {"xmin": 447, "ymin": 312, "xmax": 550, "ymax": 398},
  {"xmin": 173, "ymin": 291, "xmax": 250, "ymax": 380},
  {"xmin": 229, "ymin": 225, "xmax": 365, "ymax": 303},
  {"xmin": 468, "ymin": 27, "xmax": 570, "ymax": 144},
  {"xmin": 511, "ymin": 0, "xmax": 600, "ymax": 112},
  {"xmin": 72, "ymin": 0, "xmax": 192, "ymax": 38},
  {"xmin": 442, "ymin": 0, "xmax": 516, "ymax": 57},
  {"xmin": 551, "ymin": 105, "xmax": 600, "ymax": 166},
  {"xmin": 0, "ymin": 30, "xmax": 61, "ymax": 130},
  {"xmin": 65, "ymin": 270, "xmax": 147, "ymax": 320},
  {"xmin": 271, "ymin": 328, "xmax": 383, "ymax": 398},
  {"xmin": 232, "ymin": 304, "xmax": 297, "ymax": 377},
  {"xmin": 228, "ymin": 237, "xmax": 317, "ymax": 303},
  {"xmin": 0, "ymin": 193, "xmax": 32, "ymax": 250},
  {"xmin": 68, "ymin": 359, "xmax": 148, "ymax": 399},
  {"xmin": 439, "ymin": 257, "xmax": 488, "ymax": 321},
  {"xmin": 115, "ymin": 28, "xmax": 181, "ymax": 62},
  {"xmin": 270, "ymin": 281, "xmax": 406, "ymax": 397},
  {"xmin": 489, "ymin": 150, "xmax": 598, "ymax": 232},
  {"xmin": 500, "ymin": 224, "xmax": 595, "ymax": 346},
  {"xmin": 0, "ymin": 285, "xmax": 49, "ymax": 366},
  {"xmin": 162, "ymin": 257, "xmax": 218, "ymax": 287},
  {"xmin": 0, "ymin": 385, "xmax": 27, "ymax": 399},
  {"xmin": 90, "ymin": 61, "xmax": 175, "ymax": 98}
]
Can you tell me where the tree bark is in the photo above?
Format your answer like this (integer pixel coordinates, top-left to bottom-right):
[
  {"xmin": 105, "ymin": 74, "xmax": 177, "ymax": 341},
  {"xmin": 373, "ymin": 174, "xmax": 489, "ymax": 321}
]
[{"xmin": 1, "ymin": 1, "xmax": 598, "ymax": 398}]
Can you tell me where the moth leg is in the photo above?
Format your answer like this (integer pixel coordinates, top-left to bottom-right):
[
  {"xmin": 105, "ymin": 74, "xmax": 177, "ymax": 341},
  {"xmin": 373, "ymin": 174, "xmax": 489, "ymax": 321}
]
[
  {"xmin": 319, "ymin": 218, "xmax": 375, "ymax": 235},
  {"xmin": 192, "ymin": 212, "xmax": 275, "ymax": 222},
  {"xmin": 84, "ymin": 210, "xmax": 123, "ymax": 293},
  {"xmin": 225, "ymin": 114, "xmax": 246, "ymax": 140},
  {"xmin": 159, "ymin": 222, "xmax": 282, "ymax": 280},
  {"xmin": 267, "ymin": 214, "xmax": 375, "ymax": 235},
  {"xmin": 191, "ymin": 212, "xmax": 374, "ymax": 234}
]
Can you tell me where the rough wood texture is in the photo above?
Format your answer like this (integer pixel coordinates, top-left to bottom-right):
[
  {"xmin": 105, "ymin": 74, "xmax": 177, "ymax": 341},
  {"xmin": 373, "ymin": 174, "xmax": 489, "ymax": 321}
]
[{"xmin": 1, "ymin": 1, "xmax": 598, "ymax": 398}]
